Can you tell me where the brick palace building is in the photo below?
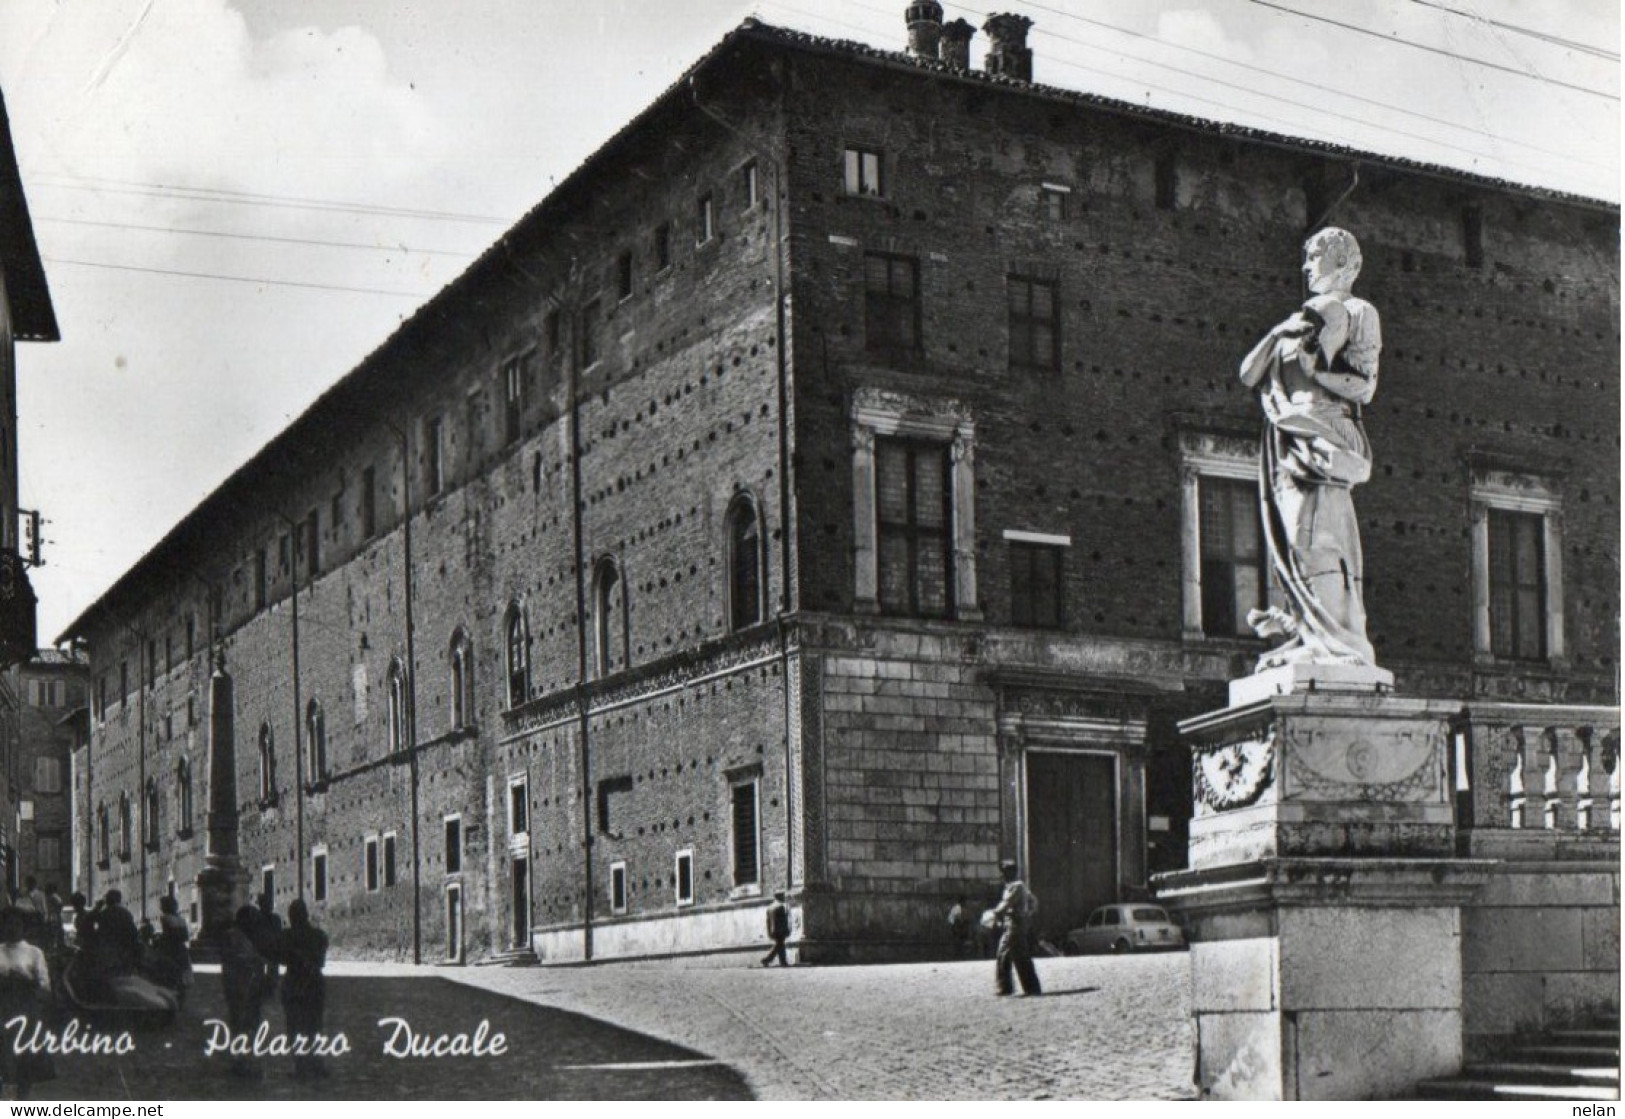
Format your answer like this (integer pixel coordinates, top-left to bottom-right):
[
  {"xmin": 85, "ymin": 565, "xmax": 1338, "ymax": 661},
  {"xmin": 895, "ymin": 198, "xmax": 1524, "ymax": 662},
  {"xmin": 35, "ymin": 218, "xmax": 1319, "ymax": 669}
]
[{"xmin": 61, "ymin": 9, "xmax": 1619, "ymax": 963}]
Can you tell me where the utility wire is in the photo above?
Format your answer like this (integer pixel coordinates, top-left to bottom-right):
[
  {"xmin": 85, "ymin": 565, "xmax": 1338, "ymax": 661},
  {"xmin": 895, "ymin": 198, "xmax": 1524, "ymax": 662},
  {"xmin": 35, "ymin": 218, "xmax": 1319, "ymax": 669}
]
[
  {"xmin": 1407, "ymin": 0, "xmax": 1618, "ymax": 61},
  {"xmin": 939, "ymin": 0, "xmax": 1610, "ymax": 166},
  {"xmin": 37, "ymin": 215, "xmax": 478, "ymax": 259},
  {"xmin": 43, "ymin": 257, "xmax": 434, "ymax": 299},
  {"xmin": 1246, "ymin": 0, "xmax": 1618, "ymax": 100},
  {"xmin": 30, "ymin": 172, "xmax": 510, "ymax": 225}
]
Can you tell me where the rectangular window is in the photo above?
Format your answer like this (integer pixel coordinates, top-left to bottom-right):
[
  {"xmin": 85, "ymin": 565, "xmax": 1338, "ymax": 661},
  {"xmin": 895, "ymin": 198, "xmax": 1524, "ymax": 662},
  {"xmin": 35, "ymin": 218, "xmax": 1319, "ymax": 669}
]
[
  {"xmin": 361, "ymin": 466, "xmax": 377, "ymax": 538},
  {"xmin": 731, "ymin": 779, "xmax": 760, "ymax": 887},
  {"xmin": 312, "ymin": 847, "xmax": 328, "ymax": 903},
  {"xmin": 596, "ymin": 775, "xmax": 633, "ymax": 836},
  {"xmin": 1155, "ymin": 153, "xmax": 1178, "ymax": 210},
  {"xmin": 1463, "ymin": 204, "xmax": 1484, "ymax": 269},
  {"xmin": 1199, "ymin": 476, "xmax": 1266, "ymax": 638},
  {"xmin": 1488, "ymin": 509, "xmax": 1546, "ymax": 660},
  {"xmin": 742, "ymin": 160, "xmax": 759, "ymax": 209},
  {"xmin": 616, "ymin": 251, "xmax": 634, "ymax": 301},
  {"xmin": 1008, "ymin": 275, "xmax": 1059, "ymax": 372},
  {"xmin": 864, "ymin": 252, "xmax": 920, "ymax": 354},
  {"xmin": 364, "ymin": 836, "xmax": 380, "ymax": 892},
  {"xmin": 444, "ymin": 816, "xmax": 462, "ymax": 875},
  {"xmin": 503, "ymin": 357, "xmax": 523, "ymax": 445},
  {"xmin": 36, "ymin": 835, "xmax": 60, "ymax": 872},
  {"xmin": 843, "ymin": 146, "xmax": 883, "ymax": 196},
  {"xmin": 254, "ymin": 549, "xmax": 268, "ymax": 610},
  {"xmin": 1041, "ymin": 184, "xmax": 1070, "ymax": 221},
  {"xmin": 262, "ymin": 866, "xmax": 275, "ymax": 907},
  {"xmin": 580, "ymin": 301, "xmax": 601, "ymax": 368},
  {"xmin": 654, "ymin": 223, "xmax": 672, "ymax": 272},
  {"xmin": 32, "ymin": 756, "xmax": 59, "ymax": 794},
  {"xmin": 425, "ymin": 416, "xmax": 444, "ymax": 498},
  {"xmin": 696, "ymin": 193, "xmax": 715, "ymax": 244},
  {"xmin": 383, "ymin": 832, "xmax": 398, "ymax": 888},
  {"xmin": 876, "ymin": 438, "xmax": 953, "ymax": 618},
  {"xmin": 304, "ymin": 510, "xmax": 320, "ymax": 577},
  {"xmin": 609, "ymin": 861, "xmax": 627, "ymax": 915},
  {"xmin": 1009, "ymin": 541, "xmax": 1065, "ymax": 629},
  {"xmin": 509, "ymin": 777, "xmax": 529, "ymax": 836},
  {"xmin": 675, "ymin": 849, "xmax": 694, "ymax": 907}
]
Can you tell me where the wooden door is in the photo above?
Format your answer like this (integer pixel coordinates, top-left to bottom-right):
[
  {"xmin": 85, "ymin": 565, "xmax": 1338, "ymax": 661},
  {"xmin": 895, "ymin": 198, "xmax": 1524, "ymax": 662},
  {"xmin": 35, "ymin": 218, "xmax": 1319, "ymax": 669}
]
[{"xmin": 1026, "ymin": 751, "xmax": 1117, "ymax": 943}]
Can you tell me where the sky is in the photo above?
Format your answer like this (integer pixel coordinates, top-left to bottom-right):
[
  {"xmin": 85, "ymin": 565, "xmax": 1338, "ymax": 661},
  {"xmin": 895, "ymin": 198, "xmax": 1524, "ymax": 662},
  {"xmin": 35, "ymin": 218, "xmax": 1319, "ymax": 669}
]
[{"xmin": 0, "ymin": 0, "xmax": 1616, "ymax": 643}]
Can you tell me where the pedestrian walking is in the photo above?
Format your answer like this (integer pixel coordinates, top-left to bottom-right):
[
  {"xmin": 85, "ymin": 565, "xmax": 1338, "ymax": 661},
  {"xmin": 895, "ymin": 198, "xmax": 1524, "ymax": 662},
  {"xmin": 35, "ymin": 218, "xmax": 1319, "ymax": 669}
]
[
  {"xmin": 221, "ymin": 906, "xmax": 268, "ymax": 1081},
  {"xmin": 255, "ymin": 892, "xmax": 283, "ymax": 998},
  {"xmin": 278, "ymin": 899, "xmax": 330, "ymax": 1080},
  {"xmin": 992, "ymin": 860, "xmax": 1041, "ymax": 997},
  {"xmin": 152, "ymin": 896, "xmax": 193, "ymax": 1007},
  {"xmin": 761, "ymin": 891, "xmax": 791, "ymax": 967},
  {"xmin": 947, "ymin": 895, "xmax": 974, "ymax": 958},
  {"xmin": 0, "ymin": 908, "xmax": 54, "ymax": 1099}
]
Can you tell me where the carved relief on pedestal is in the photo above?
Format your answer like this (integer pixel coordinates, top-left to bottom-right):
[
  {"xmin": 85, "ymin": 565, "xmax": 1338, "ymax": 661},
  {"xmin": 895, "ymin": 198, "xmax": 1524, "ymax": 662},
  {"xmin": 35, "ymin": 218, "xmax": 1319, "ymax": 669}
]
[
  {"xmin": 1192, "ymin": 728, "xmax": 1277, "ymax": 817},
  {"xmin": 1284, "ymin": 720, "xmax": 1445, "ymax": 803}
]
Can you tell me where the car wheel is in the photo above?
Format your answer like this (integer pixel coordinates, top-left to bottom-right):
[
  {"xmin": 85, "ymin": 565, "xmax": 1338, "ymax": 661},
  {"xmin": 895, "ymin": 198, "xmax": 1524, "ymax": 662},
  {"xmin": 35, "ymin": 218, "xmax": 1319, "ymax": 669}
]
[{"xmin": 1111, "ymin": 937, "xmax": 1130, "ymax": 954}]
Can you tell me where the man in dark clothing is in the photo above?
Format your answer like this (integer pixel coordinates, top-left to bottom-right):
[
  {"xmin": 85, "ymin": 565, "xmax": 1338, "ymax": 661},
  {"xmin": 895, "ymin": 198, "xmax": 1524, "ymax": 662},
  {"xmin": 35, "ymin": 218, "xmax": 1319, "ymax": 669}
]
[
  {"xmin": 221, "ymin": 906, "xmax": 266, "ymax": 1081},
  {"xmin": 761, "ymin": 891, "xmax": 791, "ymax": 967},
  {"xmin": 992, "ymin": 860, "xmax": 1041, "ymax": 997},
  {"xmin": 254, "ymin": 892, "xmax": 283, "ymax": 997},
  {"xmin": 278, "ymin": 900, "xmax": 330, "ymax": 1080},
  {"xmin": 97, "ymin": 890, "xmax": 140, "ymax": 976}
]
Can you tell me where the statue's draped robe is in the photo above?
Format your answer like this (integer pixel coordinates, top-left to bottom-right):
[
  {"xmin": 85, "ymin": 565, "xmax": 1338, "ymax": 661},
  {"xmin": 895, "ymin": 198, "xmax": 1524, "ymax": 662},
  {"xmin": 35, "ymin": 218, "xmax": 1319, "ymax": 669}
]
[{"xmin": 1250, "ymin": 295, "xmax": 1381, "ymax": 667}]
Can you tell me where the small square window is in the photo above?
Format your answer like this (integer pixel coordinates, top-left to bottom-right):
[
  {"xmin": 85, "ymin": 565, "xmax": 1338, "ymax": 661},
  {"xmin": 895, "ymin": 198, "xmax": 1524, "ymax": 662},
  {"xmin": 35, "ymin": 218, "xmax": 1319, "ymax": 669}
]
[
  {"xmin": 843, "ymin": 146, "xmax": 883, "ymax": 197},
  {"xmin": 1009, "ymin": 540, "xmax": 1066, "ymax": 628},
  {"xmin": 610, "ymin": 861, "xmax": 628, "ymax": 915},
  {"xmin": 696, "ymin": 193, "xmax": 715, "ymax": 244},
  {"xmin": 1041, "ymin": 185, "xmax": 1069, "ymax": 221}
]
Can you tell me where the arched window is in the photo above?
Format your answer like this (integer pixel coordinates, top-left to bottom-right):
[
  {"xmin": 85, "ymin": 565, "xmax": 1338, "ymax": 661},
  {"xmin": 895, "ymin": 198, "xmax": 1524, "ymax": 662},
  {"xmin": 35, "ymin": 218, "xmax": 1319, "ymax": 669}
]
[
  {"xmin": 450, "ymin": 631, "xmax": 474, "ymax": 731},
  {"xmin": 144, "ymin": 778, "xmax": 161, "ymax": 851},
  {"xmin": 259, "ymin": 723, "xmax": 277, "ymax": 804},
  {"xmin": 306, "ymin": 699, "xmax": 327, "ymax": 782},
  {"xmin": 97, "ymin": 803, "xmax": 110, "ymax": 866},
  {"xmin": 176, "ymin": 757, "xmax": 194, "ymax": 835},
  {"xmin": 727, "ymin": 495, "xmax": 764, "ymax": 632},
  {"xmin": 594, "ymin": 558, "xmax": 623, "ymax": 677},
  {"xmin": 505, "ymin": 607, "xmax": 530, "ymax": 708},
  {"xmin": 387, "ymin": 661, "xmax": 408, "ymax": 754},
  {"xmin": 117, "ymin": 793, "xmax": 132, "ymax": 859}
]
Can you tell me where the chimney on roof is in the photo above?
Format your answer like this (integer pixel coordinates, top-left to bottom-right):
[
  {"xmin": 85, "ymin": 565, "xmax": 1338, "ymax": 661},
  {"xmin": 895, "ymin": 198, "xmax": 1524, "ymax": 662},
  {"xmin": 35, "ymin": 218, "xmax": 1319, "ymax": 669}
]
[
  {"xmin": 983, "ymin": 13, "xmax": 1034, "ymax": 81},
  {"xmin": 905, "ymin": 0, "xmax": 944, "ymax": 60},
  {"xmin": 938, "ymin": 18, "xmax": 975, "ymax": 70}
]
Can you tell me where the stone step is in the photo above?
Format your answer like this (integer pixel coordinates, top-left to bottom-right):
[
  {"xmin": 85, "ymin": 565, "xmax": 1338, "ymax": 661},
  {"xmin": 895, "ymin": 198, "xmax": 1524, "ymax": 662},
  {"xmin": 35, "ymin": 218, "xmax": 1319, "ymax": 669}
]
[
  {"xmin": 1416, "ymin": 1080, "xmax": 1620, "ymax": 1103},
  {"xmin": 1464, "ymin": 1062, "xmax": 1619, "ymax": 1086},
  {"xmin": 1520, "ymin": 1045, "xmax": 1620, "ymax": 1066},
  {"xmin": 1550, "ymin": 1028, "xmax": 1623, "ymax": 1044}
]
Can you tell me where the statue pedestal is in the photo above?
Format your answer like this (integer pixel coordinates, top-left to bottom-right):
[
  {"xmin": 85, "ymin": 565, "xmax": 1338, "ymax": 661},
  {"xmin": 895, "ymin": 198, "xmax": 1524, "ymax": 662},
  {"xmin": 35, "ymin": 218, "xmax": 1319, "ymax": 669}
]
[{"xmin": 1157, "ymin": 688, "xmax": 1492, "ymax": 1100}]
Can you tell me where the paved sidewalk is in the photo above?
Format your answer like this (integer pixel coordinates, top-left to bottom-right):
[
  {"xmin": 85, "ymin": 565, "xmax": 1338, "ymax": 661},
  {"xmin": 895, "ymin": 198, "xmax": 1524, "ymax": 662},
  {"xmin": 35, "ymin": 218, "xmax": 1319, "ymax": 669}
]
[{"xmin": 449, "ymin": 952, "xmax": 1196, "ymax": 1100}]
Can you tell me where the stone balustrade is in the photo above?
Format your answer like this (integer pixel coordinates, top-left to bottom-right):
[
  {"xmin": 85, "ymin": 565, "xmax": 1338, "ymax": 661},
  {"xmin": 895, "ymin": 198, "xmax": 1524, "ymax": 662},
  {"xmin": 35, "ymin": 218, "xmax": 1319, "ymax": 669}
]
[{"xmin": 1454, "ymin": 703, "xmax": 1620, "ymax": 838}]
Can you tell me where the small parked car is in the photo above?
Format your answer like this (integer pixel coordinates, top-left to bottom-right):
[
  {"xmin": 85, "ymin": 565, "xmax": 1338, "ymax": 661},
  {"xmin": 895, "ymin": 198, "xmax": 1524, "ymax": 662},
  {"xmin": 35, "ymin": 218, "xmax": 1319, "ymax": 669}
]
[{"xmin": 1064, "ymin": 904, "xmax": 1187, "ymax": 955}]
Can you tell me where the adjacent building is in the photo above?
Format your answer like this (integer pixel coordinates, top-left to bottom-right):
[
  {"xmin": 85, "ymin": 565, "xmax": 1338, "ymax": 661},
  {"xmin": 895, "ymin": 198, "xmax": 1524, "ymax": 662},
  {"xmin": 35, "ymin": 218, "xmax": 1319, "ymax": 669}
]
[
  {"xmin": 62, "ymin": 11, "xmax": 1618, "ymax": 962},
  {"xmin": 14, "ymin": 649, "xmax": 86, "ymax": 894}
]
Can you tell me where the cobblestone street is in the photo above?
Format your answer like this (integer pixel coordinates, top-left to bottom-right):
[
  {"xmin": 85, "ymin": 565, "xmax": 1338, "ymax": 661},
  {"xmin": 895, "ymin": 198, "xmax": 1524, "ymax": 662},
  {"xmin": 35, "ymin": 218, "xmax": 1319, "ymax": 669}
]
[{"xmin": 451, "ymin": 951, "xmax": 1196, "ymax": 1100}]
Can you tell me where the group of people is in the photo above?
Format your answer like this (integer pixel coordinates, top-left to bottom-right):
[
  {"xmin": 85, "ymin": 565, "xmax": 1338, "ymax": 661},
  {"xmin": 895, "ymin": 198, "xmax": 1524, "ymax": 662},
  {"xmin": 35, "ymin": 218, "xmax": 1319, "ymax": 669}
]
[{"xmin": 221, "ymin": 892, "xmax": 330, "ymax": 1081}]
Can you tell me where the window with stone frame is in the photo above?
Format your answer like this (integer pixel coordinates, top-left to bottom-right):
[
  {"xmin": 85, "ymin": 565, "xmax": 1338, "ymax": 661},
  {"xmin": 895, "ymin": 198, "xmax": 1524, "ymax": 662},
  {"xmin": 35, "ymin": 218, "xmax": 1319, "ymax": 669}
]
[
  {"xmin": 696, "ymin": 192, "xmax": 715, "ymax": 244},
  {"xmin": 1471, "ymin": 466, "xmax": 1563, "ymax": 664},
  {"xmin": 674, "ymin": 848, "xmax": 695, "ymax": 907},
  {"xmin": 312, "ymin": 847, "xmax": 328, "ymax": 902},
  {"xmin": 580, "ymin": 300, "xmax": 602, "ymax": 368},
  {"xmin": 444, "ymin": 816, "xmax": 462, "ymax": 875},
  {"xmin": 176, "ymin": 757, "xmax": 194, "ymax": 835},
  {"xmin": 449, "ymin": 630, "xmax": 474, "ymax": 731},
  {"xmin": 36, "ymin": 834, "xmax": 60, "ymax": 872},
  {"xmin": 850, "ymin": 389, "xmax": 978, "ymax": 621},
  {"xmin": 1040, "ymin": 184, "xmax": 1070, "ymax": 221},
  {"xmin": 306, "ymin": 699, "xmax": 327, "ymax": 784},
  {"xmin": 503, "ymin": 356, "xmax": 524, "ymax": 445},
  {"xmin": 727, "ymin": 496, "xmax": 764, "ymax": 632},
  {"xmin": 258, "ymin": 723, "xmax": 277, "ymax": 805},
  {"xmin": 97, "ymin": 803, "xmax": 110, "ymax": 867},
  {"xmin": 1006, "ymin": 534, "xmax": 1067, "ymax": 629},
  {"xmin": 864, "ymin": 252, "xmax": 920, "ymax": 355},
  {"xmin": 383, "ymin": 832, "xmax": 398, "ymax": 887},
  {"xmin": 32, "ymin": 756, "xmax": 59, "ymax": 795},
  {"xmin": 387, "ymin": 660, "xmax": 408, "ymax": 753},
  {"xmin": 118, "ymin": 794, "xmax": 132, "ymax": 860},
  {"xmin": 364, "ymin": 835, "xmax": 380, "ymax": 892},
  {"xmin": 1008, "ymin": 275, "xmax": 1059, "ymax": 372},
  {"xmin": 609, "ymin": 861, "xmax": 628, "ymax": 914},
  {"xmin": 593, "ymin": 558, "xmax": 623, "ymax": 677},
  {"xmin": 730, "ymin": 775, "xmax": 760, "ymax": 889},
  {"xmin": 505, "ymin": 606, "xmax": 530, "ymax": 708},
  {"xmin": 741, "ymin": 160, "xmax": 759, "ymax": 209},
  {"xmin": 144, "ymin": 778, "xmax": 161, "ymax": 851},
  {"xmin": 876, "ymin": 438, "xmax": 954, "ymax": 618},
  {"xmin": 1178, "ymin": 431, "xmax": 1268, "ymax": 641},
  {"xmin": 424, "ymin": 415, "xmax": 445, "ymax": 498},
  {"xmin": 508, "ymin": 775, "xmax": 529, "ymax": 837}
]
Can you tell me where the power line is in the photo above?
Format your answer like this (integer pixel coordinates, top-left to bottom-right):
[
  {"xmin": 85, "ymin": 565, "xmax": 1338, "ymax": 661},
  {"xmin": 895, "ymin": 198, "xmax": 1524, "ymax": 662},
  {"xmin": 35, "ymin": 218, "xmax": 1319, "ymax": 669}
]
[
  {"xmin": 43, "ymin": 257, "xmax": 434, "ymax": 298},
  {"xmin": 37, "ymin": 215, "xmax": 478, "ymax": 259},
  {"xmin": 30, "ymin": 172, "xmax": 510, "ymax": 225},
  {"xmin": 944, "ymin": 0, "xmax": 1609, "ymax": 166},
  {"xmin": 1407, "ymin": 0, "xmax": 1618, "ymax": 62},
  {"xmin": 1246, "ymin": 0, "xmax": 1619, "ymax": 100}
]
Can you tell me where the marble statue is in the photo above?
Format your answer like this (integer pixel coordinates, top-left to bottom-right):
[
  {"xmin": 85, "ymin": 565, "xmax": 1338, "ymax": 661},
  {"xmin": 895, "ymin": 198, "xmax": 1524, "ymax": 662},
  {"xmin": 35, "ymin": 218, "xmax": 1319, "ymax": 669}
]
[{"xmin": 1238, "ymin": 227, "xmax": 1382, "ymax": 671}]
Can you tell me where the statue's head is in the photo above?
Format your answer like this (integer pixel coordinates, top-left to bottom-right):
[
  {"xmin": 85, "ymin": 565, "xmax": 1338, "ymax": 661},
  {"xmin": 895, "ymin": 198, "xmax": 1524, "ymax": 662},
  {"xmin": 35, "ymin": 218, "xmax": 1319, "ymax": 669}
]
[{"xmin": 1303, "ymin": 226, "xmax": 1362, "ymax": 294}]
